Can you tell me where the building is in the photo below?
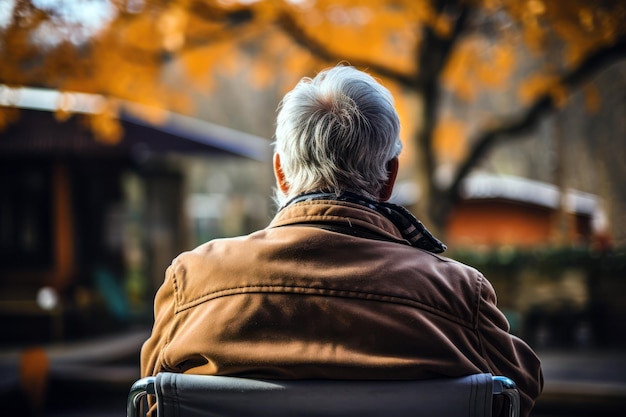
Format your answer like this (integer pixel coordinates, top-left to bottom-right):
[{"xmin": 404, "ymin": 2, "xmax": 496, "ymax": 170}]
[
  {"xmin": 0, "ymin": 86, "xmax": 271, "ymax": 345},
  {"xmin": 446, "ymin": 172, "xmax": 606, "ymax": 249}
]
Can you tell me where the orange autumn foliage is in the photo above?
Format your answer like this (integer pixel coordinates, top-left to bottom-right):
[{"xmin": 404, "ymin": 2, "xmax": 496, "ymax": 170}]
[
  {"xmin": 0, "ymin": 0, "xmax": 624, "ymax": 170},
  {"xmin": 434, "ymin": 118, "xmax": 468, "ymax": 164}
]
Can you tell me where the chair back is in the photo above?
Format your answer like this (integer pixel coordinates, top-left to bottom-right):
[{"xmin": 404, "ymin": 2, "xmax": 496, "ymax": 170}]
[{"xmin": 128, "ymin": 372, "xmax": 519, "ymax": 417}]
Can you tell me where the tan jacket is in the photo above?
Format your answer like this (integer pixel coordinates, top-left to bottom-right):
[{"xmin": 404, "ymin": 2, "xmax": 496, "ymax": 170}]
[{"xmin": 141, "ymin": 199, "xmax": 543, "ymax": 416}]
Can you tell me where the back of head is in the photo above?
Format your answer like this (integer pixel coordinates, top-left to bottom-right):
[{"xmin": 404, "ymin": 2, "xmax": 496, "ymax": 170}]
[{"xmin": 274, "ymin": 66, "xmax": 402, "ymax": 206}]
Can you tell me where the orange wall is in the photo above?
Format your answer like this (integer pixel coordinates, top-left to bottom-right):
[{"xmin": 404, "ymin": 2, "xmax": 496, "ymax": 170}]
[{"xmin": 446, "ymin": 199, "xmax": 590, "ymax": 249}]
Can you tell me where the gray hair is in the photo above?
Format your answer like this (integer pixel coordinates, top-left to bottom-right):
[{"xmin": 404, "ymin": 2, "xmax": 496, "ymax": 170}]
[{"xmin": 274, "ymin": 65, "xmax": 402, "ymax": 206}]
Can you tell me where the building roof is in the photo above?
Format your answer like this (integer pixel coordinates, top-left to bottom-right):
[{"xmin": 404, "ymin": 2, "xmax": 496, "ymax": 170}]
[
  {"xmin": 460, "ymin": 172, "xmax": 600, "ymax": 217},
  {"xmin": 393, "ymin": 172, "xmax": 606, "ymax": 233},
  {"xmin": 0, "ymin": 85, "xmax": 271, "ymax": 161}
]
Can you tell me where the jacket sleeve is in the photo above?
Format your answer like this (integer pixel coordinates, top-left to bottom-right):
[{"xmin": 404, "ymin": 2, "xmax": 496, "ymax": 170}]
[
  {"xmin": 476, "ymin": 274, "xmax": 544, "ymax": 417},
  {"xmin": 141, "ymin": 261, "xmax": 177, "ymax": 378}
]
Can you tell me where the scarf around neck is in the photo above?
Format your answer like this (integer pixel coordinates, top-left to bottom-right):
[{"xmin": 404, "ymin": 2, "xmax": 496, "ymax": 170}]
[{"xmin": 282, "ymin": 191, "xmax": 447, "ymax": 254}]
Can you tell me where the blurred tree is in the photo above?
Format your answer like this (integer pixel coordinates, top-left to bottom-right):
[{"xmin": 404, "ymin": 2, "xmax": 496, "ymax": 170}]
[{"xmin": 1, "ymin": 0, "xmax": 625, "ymax": 231}]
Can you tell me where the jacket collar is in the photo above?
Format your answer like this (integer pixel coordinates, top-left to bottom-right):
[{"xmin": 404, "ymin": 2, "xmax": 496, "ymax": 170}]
[{"xmin": 275, "ymin": 192, "xmax": 446, "ymax": 254}]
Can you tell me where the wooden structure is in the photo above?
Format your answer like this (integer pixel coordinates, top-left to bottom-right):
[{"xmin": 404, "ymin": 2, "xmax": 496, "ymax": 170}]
[
  {"xmin": 0, "ymin": 86, "xmax": 270, "ymax": 344},
  {"xmin": 446, "ymin": 173, "xmax": 603, "ymax": 249}
]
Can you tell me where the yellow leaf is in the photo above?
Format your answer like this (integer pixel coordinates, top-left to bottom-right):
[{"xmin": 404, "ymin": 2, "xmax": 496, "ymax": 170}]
[
  {"xmin": 250, "ymin": 63, "xmax": 275, "ymax": 90},
  {"xmin": 518, "ymin": 73, "xmax": 559, "ymax": 104},
  {"xmin": 442, "ymin": 40, "xmax": 478, "ymax": 100},
  {"xmin": 527, "ymin": 0, "xmax": 546, "ymax": 16},
  {"xmin": 87, "ymin": 99, "xmax": 123, "ymax": 144},
  {"xmin": 124, "ymin": 102, "xmax": 169, "ymax": 126},
  {"xmin": 181, "ymin": 46, "xmax": 218, "ymax": 84},
  {"xmin": 159, "ymin": 5, "xmax": 188, "ymax": 52},
  {"xmin": 120, "ymin": 13, "xmax": 162, "ymax": 53},
  {"xmin": 476, "ymin": 43, "xmax": 516, "ymax": 88},
  {"xmin": 433, "ymin": 118, "xmax": 467, "ymax": 163}
]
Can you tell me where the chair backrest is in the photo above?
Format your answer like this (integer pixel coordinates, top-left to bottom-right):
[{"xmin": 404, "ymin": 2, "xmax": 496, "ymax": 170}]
[{"xmin": 127, "ymin": 372, "xmax": 519, "ymax": 417}]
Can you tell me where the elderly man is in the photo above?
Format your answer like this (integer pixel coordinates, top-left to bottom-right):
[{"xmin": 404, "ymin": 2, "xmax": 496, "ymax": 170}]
[{"xmin": 141, "ymin": 65, "xmax": 543, "ymax": 417}]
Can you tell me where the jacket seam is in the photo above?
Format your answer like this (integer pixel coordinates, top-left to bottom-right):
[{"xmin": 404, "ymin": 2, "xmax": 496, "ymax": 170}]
[
  {"xmin": 160, "ymin": 262, "xmax": 180, "ymax": 373},
  {"xmin": 174, "ymin": 284, "xmax": 474, "ymax": 329},
  {"xmin": 474, "ymin": 275, "xmax": 493, "ymax": 372},
  {"xmin": 472, "ymin": 273, "xmax": 482, "ymax": 331}
]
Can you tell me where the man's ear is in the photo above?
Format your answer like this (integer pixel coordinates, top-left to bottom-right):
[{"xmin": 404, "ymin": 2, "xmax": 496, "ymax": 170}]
[
  {"xmin": 378, "ymin": 157, "xmax": 399, "ymax": 202},
  {"xmin": 273, "ymin": 153, "xmax": 290, "ymax": 194}
]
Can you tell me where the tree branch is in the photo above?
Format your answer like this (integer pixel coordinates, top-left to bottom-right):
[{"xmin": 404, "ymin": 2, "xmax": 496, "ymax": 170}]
[
  {"xmin": 447, "ymin": 35, "xmax": 626, "ymax": 202},
  {"xmin": 275, "ymin": 11, "xmax": 417, "ymax": 88}
]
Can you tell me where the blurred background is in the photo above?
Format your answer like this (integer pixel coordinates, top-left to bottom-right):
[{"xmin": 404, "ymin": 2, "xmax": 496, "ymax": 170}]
[{"xmin": 0, "ymin": 1, "xmax": 625, "ymax": 416}]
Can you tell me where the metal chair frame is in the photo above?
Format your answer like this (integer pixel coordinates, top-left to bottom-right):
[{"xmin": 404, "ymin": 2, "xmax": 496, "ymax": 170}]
[{"xmin": 127, "ymin": 373, "xmax": 519, "ymax": 417}]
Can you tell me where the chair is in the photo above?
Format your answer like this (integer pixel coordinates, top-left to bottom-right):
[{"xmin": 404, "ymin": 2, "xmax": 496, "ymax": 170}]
[{"xmin": 127, "ymin": 372, "xmax": 519, "ymax": 417}]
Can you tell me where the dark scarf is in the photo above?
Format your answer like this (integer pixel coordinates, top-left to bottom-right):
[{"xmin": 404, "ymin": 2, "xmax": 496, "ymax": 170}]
[{"xmin": 282, "ymin": 191, "xmax": 447, "ymax": 254}]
